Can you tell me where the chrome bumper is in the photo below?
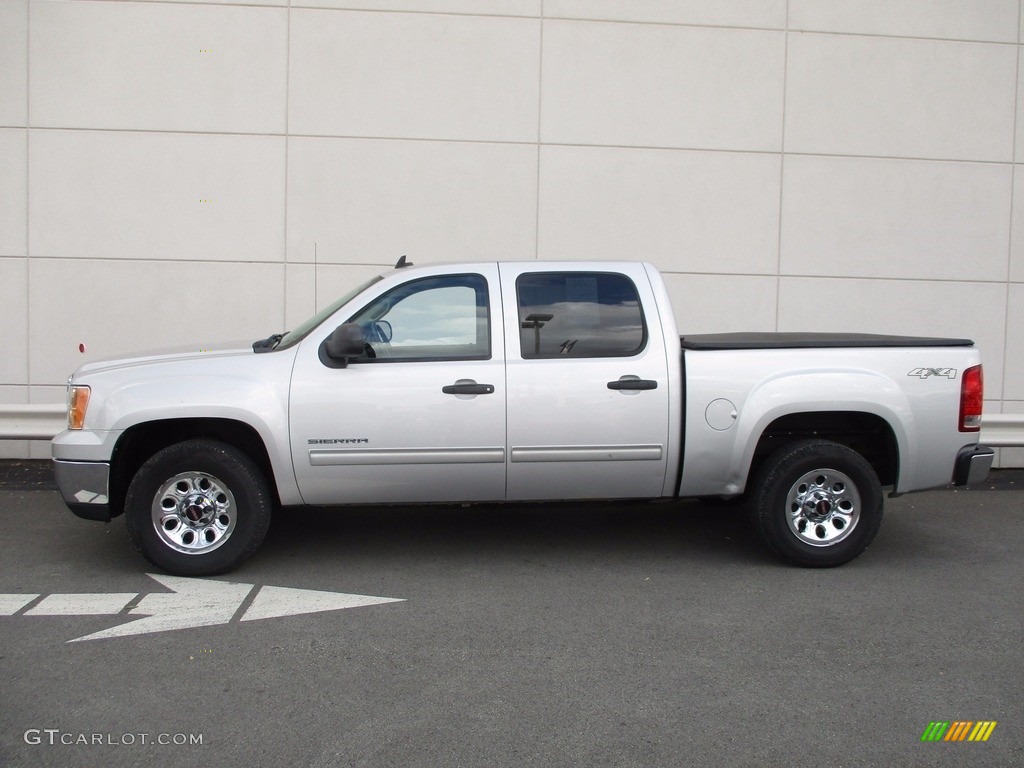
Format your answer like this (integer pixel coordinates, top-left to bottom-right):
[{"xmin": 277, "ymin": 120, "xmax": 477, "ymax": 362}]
[
  {"xmin": 953, "ymin": 444, "xmax": 995, "ymax": 487},
  {"xmin": 53, "ymin": 459, "xmax": 112, "ymax": 521}
]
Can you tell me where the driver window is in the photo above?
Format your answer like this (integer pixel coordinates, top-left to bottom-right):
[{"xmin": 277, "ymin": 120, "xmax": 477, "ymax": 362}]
[{"xmin": 346, "ymin": 274, "xmax": 490, "ymax": 361}]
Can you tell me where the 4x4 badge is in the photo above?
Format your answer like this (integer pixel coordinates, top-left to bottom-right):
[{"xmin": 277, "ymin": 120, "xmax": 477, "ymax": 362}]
[{"xmin": 908, "ymin": 367, "xmax": 957, "ymax": 380}]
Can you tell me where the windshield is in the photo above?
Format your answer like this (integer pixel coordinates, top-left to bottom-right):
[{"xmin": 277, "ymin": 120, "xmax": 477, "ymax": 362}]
[{"xmin": 275, "ymin": 275, "xmax": 384, "ymax": 351}]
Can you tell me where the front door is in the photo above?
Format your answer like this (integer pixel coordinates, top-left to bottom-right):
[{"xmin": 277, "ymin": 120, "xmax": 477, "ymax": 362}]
[
  {"xmin": 289, "ymin": 266, "xmax": 506, "ymax": 505},
  {"xmin": 499, "ymin": 263, "xmax": 671, "ymax": 501}
]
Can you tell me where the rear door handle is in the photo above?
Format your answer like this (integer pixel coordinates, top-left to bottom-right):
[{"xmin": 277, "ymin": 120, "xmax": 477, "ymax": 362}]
[
  {"xmin": 607, "ymin": 376, "xmax": 658, "ymax": 391},
  {"xmin": 442, "ymin": 381, "xmax": 495, "ymax": 396}
]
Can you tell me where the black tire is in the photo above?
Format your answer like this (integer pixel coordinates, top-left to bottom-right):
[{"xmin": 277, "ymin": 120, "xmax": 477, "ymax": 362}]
[
  {"xmin": 125, "ymin": 439, "xmax": 272, "ymax": 576},
  {"xmin": 750, "ymin": 439, "xmax": 883, "ymax": 567}
]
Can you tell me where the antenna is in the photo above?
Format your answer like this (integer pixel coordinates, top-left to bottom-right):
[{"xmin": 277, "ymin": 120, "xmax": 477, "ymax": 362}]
[{"xmin": 395, "ymin": 255, "xmax": 413, "ymax": 269}]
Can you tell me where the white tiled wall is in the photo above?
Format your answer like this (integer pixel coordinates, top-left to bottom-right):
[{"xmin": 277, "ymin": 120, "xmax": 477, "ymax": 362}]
[
  {"xmin": 0, "ymin": 0, "xmax": 28, "ymax": 126},
  {"xmin": 780, "ymin": 156, "xmax": 1011, "ymax": 282},
  {"xmin": 0, "ymin": 257, "xmax": 28, "ymax": 384},
  {"xmin": 541, "ymin": 21, "xmax": 785, "ymax": 151},
  {"xmin": 286, "ymin": 137, "xmax": 538, "ymax": 264},
  {"xmin": 28, "ymin": 259, "xmax": 288, "ymax": 384},
  {"xmin": 788, "ymin": 0, "xmax": 1019, "ymax": 43},
  {"xmin": 0, "ymin": 129, "xmax": 27, "ymax": 256},
  {"xmin": 537, "ymin": 146, "xmax": 781, "ymax": 273},
  {"xmin": 784, "ymin": 33, "xmax": 1017, "ymax": 162},
  {"xmin": 3, "ymin": 0, "xmax": 1022, "ymax": 466},
  {"xmin": 288, "ymin": 10, "xmax": 540, "ymax": 141},
  {"xmin": 29, "ymin": 130, "xmax": 286, "ymax": 262},
  {"xmin": 663, "ymin": 274, "xmax": 779, "ymax": 335},
  {"xmin": 30, "ymin": 1, "xmax": 288, "ymax": 132},
  {"xmin": 544, "ymin": 0, "xmax": 787, "ymax": 30},
  {"xmin": 1006, "ymin": 284, "xmax": 1024, "ymax": 402},
  {"xmin": 1010, "ymin": 166, "xmax": 1024, "ymax": 282}
]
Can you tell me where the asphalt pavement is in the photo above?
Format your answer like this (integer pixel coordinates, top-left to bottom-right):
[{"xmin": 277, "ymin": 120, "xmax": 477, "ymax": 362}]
[{"xmin": 0, "ymin": 462, "xmax": 1021, "ymax": 767}]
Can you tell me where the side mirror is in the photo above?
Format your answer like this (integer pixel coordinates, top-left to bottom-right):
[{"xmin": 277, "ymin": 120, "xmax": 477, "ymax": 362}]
[
  {"xmin": 370, "ymin": 320, "xmax": 393, "ymax": 344},
  {"xmin": 322, "ymin": 323, "xmax": 366, "ymax": 367}
]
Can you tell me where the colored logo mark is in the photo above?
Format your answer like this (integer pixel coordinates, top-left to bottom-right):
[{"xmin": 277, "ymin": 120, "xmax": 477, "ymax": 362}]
[{"xmin": 921, "ymin": 721, "xmax": 997, "ymax": 742}]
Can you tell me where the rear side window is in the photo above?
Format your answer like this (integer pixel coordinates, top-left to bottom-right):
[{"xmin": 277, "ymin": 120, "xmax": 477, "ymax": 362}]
[{"xmin": 516, "ymin": 272, "xmax": 646, "ymax": 358}]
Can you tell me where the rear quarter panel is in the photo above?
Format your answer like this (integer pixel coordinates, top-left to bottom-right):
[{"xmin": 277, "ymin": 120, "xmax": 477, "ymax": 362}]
[{"xmin": 678, "ymin": 345, "xmax": 981, "ymax": 497}]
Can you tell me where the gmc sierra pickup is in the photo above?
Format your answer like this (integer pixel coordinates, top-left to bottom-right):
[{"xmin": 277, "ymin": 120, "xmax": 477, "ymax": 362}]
[{"xmin": 52, "ymin": 260, "xmax": 994, "ymax": 575}]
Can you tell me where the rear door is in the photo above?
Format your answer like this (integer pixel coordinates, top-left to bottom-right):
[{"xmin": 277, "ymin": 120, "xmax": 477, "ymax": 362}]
[{"xmin": 499, "ymin": 263, "xmax": 671, "ymax": 500}]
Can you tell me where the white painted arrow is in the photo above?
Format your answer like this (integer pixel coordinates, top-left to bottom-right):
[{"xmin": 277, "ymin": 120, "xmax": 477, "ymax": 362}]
[{"xmin": 0, "ymin": 574, "xmax": 404, "ymax": 642}]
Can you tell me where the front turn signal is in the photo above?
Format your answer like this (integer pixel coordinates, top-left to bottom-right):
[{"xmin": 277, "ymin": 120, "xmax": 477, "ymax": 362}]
[{"xmin": 68, "ymin": 385, "xmax": 91, "ymax": 430}]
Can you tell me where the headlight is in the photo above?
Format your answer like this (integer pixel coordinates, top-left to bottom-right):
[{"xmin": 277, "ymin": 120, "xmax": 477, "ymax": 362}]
[{"xmin": 68, "ymin": 385, "xmax": 91, "ymax": 430}]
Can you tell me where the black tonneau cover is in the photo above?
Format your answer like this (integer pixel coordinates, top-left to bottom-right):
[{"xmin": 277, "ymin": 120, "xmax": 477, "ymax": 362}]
[{"xmin": 680, "ymin": 332, "xmax": 974, "ymax": 351}]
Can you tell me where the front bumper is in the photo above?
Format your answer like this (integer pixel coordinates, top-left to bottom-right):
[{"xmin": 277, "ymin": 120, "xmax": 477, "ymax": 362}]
[
  {"xmin": 953, "ymin": 444, "xmax": 995, "ymax": 487},
  {"xmin": 53, "ymin": 459, "xmax": 112, "ymax": 521}
]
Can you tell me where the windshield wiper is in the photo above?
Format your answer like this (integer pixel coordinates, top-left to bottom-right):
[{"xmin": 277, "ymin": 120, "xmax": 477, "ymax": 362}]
[{"xmin": 252, "ymin": 333, "xmax": 285, "ymax": 353}]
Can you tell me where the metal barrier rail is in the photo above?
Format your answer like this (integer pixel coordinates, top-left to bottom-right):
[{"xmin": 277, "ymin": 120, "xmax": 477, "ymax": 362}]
[
  {"xmin": 1, "ymin": 404, "xmax": 1023, "ymax": 446},
  {"xmin": 979, "ymin": 414, "xmax": 1024, "ymax": 448},
  {"xmin": 0, "ymin": 404, "xmax": 66, "ymax": 440}
]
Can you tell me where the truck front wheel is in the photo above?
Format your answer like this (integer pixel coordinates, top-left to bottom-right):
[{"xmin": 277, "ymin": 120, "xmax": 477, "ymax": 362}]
[
  {"xmin": 124, "ymin": 440, "xmax": 272, "ymax": 576},
  {"xmin": 751, "ymin": 440, "xmax": 883, "ymax": 567}
]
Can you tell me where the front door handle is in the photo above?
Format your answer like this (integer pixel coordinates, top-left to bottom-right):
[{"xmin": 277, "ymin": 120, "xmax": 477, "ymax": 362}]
[
  {"xmin": 442, "ymin": 381, "xmax": 495, "ymax": 396},
  {"xmin": 607, "ymin": 376, "xmax": 658, "ymax": 391}
]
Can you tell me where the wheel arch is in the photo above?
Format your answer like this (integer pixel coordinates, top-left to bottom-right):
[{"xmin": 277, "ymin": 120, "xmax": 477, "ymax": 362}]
[
  {"xmin": 748, "ymin": 411, "xmax": 899, "ymax": 490},
  {"xmin": 109, "ymin": 418, "xmax": 279, "ymax": 518}
]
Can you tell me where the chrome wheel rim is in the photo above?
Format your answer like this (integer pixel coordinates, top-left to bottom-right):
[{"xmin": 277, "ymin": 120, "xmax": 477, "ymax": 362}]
[
  {"xmin": 151, "ymin": 472, "xmax": 236, "ymax": 555},
  {"xmin": 786, "ymin": 468, "xmax": 860, "ymax": 547}
]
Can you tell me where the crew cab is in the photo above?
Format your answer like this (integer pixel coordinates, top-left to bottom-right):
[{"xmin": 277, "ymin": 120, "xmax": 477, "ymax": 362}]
[{"xmin": 52, "ymin": 260, "xmax": 994, "ymax": 575}]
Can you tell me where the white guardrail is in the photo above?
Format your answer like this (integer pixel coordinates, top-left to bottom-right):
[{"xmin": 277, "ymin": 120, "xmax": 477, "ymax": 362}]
[
  {"xmin": 979, "ymin": 414, "xmax": 1024, "ymax": 448},
  {"xmin": 0, "ymin": 404, "xmax": 1023, "ymax": 447},
  {"xmin": 0, "ymin": 404, "xmax": 67, "ymax": 441}
]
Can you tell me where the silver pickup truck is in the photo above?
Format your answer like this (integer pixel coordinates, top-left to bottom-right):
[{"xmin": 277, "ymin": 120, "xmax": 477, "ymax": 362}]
[{"xmin": 52, "ymin": 260, "xmax": 993, "ymax": 575}]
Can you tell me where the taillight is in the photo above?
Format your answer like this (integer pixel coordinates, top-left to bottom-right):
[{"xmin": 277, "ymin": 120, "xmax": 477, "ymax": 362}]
[{"xmin": 959, "ymin": 365, "xmax": 983, "ymax": 432}]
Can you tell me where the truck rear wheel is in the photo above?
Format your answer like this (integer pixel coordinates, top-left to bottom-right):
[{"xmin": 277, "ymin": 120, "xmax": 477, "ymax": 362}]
[
  {"xmin": 751, "ymin": 440, "xmax": 883, "ymax": 567},
  {"xmin": 124, "ymin": 439, "xmax": 272, "ymax": 576}
]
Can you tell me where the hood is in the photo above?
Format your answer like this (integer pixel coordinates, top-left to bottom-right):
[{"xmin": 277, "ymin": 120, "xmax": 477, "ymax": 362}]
[{"xmin": 72, "ymin": 340, "xmax": 254, "ymax": 378}]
